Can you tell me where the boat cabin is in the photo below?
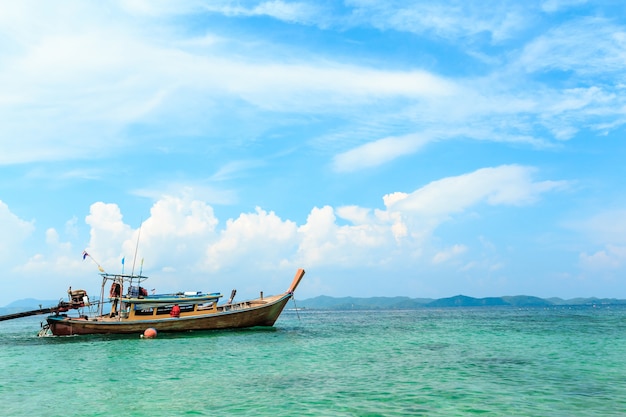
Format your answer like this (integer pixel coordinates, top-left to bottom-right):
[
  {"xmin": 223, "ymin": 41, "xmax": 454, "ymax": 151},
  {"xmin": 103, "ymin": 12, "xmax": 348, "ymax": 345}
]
[{"xmin": 121, "ymin": 293, "xmax": 223, "ymax": 320}]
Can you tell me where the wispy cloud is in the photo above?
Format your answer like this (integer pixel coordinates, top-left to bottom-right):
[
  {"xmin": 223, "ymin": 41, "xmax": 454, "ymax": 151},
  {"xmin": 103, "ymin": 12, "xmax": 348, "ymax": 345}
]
[
  {"xmin": 385, "ymin": 164, "xmax": 568, "ymax": 220},
  {"xmin": 541, "ymin": 0, "xmax": 588, "ymax": 13},
  {"xmin": 519, "ymin": 17, "xmax": 626, "ymax": 76},
  {"xmin": 2, "ymin": 1, "xmax": 625, "ymax": 174},
  {"xmin": 206, "ymin": 0, "xmax": 325, "ymax": 25},
  {"xmin": 433, "ymin": 244, "xmax": 467, "ymax": 264},
  {"xmin": 210, "ymin": 160, "xmax": 267, "ymax": 181},
  {"xmin": 345, "ymin": 0, "xmax": 532, "ymax": 42},
  {"xmin": 333, "ymin": 133, "xmax": 433, "ymax": 172},
  {"xmin": 569, "ymin": 209, "xmax": 626, "ymax": 246}
]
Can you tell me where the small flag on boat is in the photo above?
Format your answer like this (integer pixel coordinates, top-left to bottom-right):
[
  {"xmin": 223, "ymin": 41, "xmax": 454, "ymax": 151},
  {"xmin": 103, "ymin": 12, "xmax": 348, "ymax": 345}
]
[
  {"xmin": 82, "ymin": 250, "xmax": 106, "ymax": 273},
  {"xmin": 121, "ymin": 257, "xmax": 125, "ymax": 265}
]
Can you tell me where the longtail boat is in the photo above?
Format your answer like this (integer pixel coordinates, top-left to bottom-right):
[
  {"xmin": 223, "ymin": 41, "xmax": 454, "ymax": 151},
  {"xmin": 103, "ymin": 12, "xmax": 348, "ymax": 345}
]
[{"xmin": 28, "ymin": 268, "xmax": 305, "ymax": 336}]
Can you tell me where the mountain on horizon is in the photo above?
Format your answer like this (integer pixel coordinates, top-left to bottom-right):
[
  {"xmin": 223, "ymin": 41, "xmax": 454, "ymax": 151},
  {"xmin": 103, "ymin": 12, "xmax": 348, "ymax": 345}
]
[
  {"xmin": 0, "ymin": 298, "xmax": 60, "ymax": 316},
  {"xmin": 294, "ymin": 294, "xmax": 626, "ymax": 310},
  {"xmin": 3, "ymin": 294, "xmax": 626, "ymax": 316}
]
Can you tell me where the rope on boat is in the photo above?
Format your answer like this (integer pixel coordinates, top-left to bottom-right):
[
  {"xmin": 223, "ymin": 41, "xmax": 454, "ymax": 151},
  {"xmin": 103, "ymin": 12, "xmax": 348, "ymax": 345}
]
[{"xmin": 291, "ymin": 296, "xmax": 301, "ymax": 321}]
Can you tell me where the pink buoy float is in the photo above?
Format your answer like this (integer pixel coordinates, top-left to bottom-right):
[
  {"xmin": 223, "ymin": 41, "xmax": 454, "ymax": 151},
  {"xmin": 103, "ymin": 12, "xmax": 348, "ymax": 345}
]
[{"xmin": 142, "ymin": 328, "xmax": 157, "ymax": 338}]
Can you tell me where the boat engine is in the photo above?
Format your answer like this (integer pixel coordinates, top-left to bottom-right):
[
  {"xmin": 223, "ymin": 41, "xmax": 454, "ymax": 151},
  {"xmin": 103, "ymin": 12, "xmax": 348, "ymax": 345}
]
[{"xmin": 68, "ymin": 288, "xmax": 89, "ymax": 308}]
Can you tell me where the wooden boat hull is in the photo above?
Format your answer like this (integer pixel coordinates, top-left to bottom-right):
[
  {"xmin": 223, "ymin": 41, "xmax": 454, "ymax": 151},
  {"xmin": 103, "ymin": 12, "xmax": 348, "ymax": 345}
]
[{"xmin": 46, "ymin": 293, "xmax": 293, "ymax": 336}]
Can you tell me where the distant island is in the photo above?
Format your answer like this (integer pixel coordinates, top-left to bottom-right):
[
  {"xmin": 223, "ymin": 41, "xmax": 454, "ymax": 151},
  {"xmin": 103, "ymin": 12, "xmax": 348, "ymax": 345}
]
[
  {"xmin": 292, "ymin": 295, "xmax": 626, "ymax": 310},
  {"xmin": 2, "ymin": 294, "xmax": 625, "ymax": 315}
]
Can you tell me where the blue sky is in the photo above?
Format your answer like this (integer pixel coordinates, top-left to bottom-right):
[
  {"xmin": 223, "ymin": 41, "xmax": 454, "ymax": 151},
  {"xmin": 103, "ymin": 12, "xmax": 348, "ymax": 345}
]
[{"xmin": 1, "ymin": 0, "xmax": 626, "ymax": 306}]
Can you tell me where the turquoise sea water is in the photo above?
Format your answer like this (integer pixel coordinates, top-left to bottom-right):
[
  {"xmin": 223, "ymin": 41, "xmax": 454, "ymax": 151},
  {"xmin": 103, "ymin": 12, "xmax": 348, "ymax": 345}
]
[{"xmin": 1, "ymin": 307, "xmax": 625, "ymax": 416}]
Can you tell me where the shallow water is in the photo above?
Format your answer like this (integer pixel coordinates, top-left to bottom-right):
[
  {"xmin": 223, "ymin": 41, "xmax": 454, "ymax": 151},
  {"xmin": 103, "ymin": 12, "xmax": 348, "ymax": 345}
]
[{"xmin": 1, "ymin": 307, "xmax": 625, "ymax": 416}]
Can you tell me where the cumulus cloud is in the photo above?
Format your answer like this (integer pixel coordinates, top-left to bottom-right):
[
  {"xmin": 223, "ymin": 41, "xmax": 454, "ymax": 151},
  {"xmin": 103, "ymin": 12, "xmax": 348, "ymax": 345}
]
[
  {"xmin": 0, "ymin": 159, "xmax": 572, "ymax": 302},
  {"xmin": 335, "ymin": 205, "xmax": 372, "ymax": 224},
  {"xmin": 579, "ymin": 245, "xmax": 626, "ymax": 271},
  {"xmin": 0, "ymin": 200, "xmax": 35, "ymax": 262},
  {"xmin": 206, "ymin": 207, "xmax": 297, "ymax": 271},
  {"xmin": 59, "ymin": 197, "xmax": 220, "ymax": 293},
  {"xmin": 296, "ymin": 205, "xmax": 395, "ymax": 268},
  {"xmin": 565, "ymin": 209, "xmax": 626, "ymax": 278},
  {"xmin": 80, "ymin": 165, "xmax": 563, "ymax": 276},
  {"xmin": 84, "ymin": 202, "xmax": 134, "ymax": 266}
]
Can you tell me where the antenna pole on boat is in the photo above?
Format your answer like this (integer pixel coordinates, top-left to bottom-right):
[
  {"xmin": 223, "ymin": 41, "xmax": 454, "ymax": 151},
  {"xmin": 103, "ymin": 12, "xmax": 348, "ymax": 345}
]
[{"xmin": 131, "ymin": 219, "xmax": 143, "ymax": 276}]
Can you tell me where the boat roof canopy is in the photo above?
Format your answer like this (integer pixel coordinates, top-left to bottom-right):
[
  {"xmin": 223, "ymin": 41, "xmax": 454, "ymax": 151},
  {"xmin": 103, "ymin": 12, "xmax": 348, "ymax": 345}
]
[{"xmin": 100, "ymin": 273, "xmax": 149, "ymax": 283}]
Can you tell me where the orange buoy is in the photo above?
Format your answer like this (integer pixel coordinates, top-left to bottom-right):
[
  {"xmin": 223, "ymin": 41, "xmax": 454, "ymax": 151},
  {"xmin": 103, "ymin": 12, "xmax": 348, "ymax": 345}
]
[{"xmin": 143, "ymin": 328, "xmax": 157, "ymax": 338}]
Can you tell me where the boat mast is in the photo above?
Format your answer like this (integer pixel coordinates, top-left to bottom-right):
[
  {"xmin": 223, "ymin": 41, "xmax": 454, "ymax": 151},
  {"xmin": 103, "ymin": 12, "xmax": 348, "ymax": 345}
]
[
  {"xmin": 131, "ymin": 220, "xmax": 142, "ymax": 276},
  {"xmin": 99, "ymin": 275, "xmax": 106, "ymax": 317}
]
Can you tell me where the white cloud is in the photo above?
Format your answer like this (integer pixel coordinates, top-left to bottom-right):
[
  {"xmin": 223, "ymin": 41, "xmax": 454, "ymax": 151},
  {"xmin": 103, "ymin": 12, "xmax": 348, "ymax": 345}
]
[
  {"xmin": 568, "ymin": 209, "xmax": 626, "ymax": 247},
  {"xmin": 206, "ymin": 207, "xmax": 297, "ymax": 271},
  {"xmin": 432, "ymin": 244, "xmax": 467, "ymax": 264},
  {"xmin": 383, "ymin": 192, "xmax": 409, "ymax": 208},
  {"xmin": 295, "ymin": 206, "xmax": 340, "ymax": 266},
  {"xmin": 230, "ymin": 65, "xmax": 456, "ymax": 114},
  {"xmin": 1, "ymin": 161, "xmax": 571, "ymax": 303},
  {"xmin": 335, "ymin": 205, "xmax": 372, "ymax": 224},
  {"xmin": 381, "ymin": 165, "xmax": 568, "ymax": 247},
  {"xmin": 5, "ymin": 2, "xmax": 625, "ymax": 303},
  {"xmin": 519, "ymin": 18, "xmax": 626, "ymax": 75},
  {"xmin": 580, "ymin": 245, "xmax": 626, "ymax": 271},
  {"xmin": 2, "ymin": 1, "xmax": 623, "ymax": 173},
  {"xmin": 296, "ymin": 204, "xmax": 399, "ymax": 268},
  {"xmin": 346, "ymin": 0, "xmax": 530, "ymax": 42},
  {"xmin": 387, "ymin": 165, "xmax": 567, "ymax": 215},
  {"xmin": 117, "ymin": 0, "xmax": 203, "ymax": 16},
  {"xmin": 0, "ymin": 200, "xmax": 35, "ymax": 262},
  {"xmin": 0, "ymin": 2, "xmax": 458, "ymax": 166},
  {"xmin": 84, "ymin": 167, "xmax": 588, "ymax": 295},
  {"xmin": 541, "ymin": 0, "xmax": 588, "ymax": 13},
  {"xmin": 210, "ymin": 160, "xmax": 267, "ymax": 182},
  {"xmin": 333, "ymin": 133, "xmax": 432, "ymax": 172},
  {"xmin": 559, "ymin": 208, "xmax": 626, "ymax": 280},
  {"xmin": 131, "ymin": 196, "xmax": 220, "ymax": 276},
  {"xmin": 84, "ymin": 202, "xmax": 134, "ymax": 267},
  {"xmin": 241, "ymin": 1, "xmax": 322, "ymax": 24},
  {"xmin": 132, "ymin": 184, "xmax": 237, "ymax": 209},
  {"xmin": 56, "ymin": 197, "xmax": 222, "ymax": 294}
]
